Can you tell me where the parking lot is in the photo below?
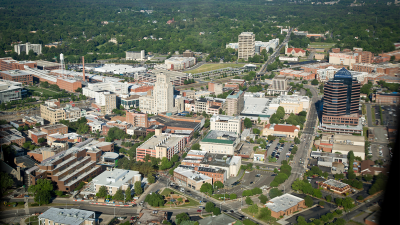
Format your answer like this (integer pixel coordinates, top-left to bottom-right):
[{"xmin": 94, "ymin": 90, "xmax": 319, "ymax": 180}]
[
  {"xmin": 266, "ymin": 140, "xmax": 293, "ymax": 164},
  {"xmin": 370, "ymin": 143, "xmax": 391, "ymax": 163},
  {"xmin": 379, "ymin": 105, "xmax": 399, "ymax": 126},
  {"xmin": 228, "ymin": 170, "xmax": 275, "ymax": 197}
]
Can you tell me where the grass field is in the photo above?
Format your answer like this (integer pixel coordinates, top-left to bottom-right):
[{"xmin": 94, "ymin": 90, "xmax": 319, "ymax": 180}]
[
  {"xmin": 27, "ymin": 86, "xmax": 61, "ymax": 96},
  {"xmin": 160, "ymin": 188, "xmax": 200, "ymax": 208},
  {"xmin": 242, "ymin": 207, "xmax": 280, "ymax": 225},
  {"xmin": 187, "ymin": 63, "xmax": 245, "ymax": 74},
  {"xmin": 308, "ymin": 42, "xmax": 336, "ymax": 49}
]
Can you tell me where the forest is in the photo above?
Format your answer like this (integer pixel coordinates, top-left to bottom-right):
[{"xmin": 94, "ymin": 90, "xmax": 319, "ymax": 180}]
[{"xmin": 0, "ymin": 0, "xmax": 399, "ymax": 63}]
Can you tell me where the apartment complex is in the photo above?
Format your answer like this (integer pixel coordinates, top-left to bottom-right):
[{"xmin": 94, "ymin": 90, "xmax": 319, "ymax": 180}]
[
  {"xmin": 27, "ymin": 139, "xmax": 104, "ymax": 192},
  {"xmin": 0, "ymin": 69, "xmax": 33, "ymax": 85},
  {"xmin": 0, "ymin": 79, "xmax": 23, "ymax": 104},
  {"xmin": 322, "ymin": 68, "xmax": 361, "ymax": 126},
  {"xmin": 226, "ymin": 90, "xmax": 244, "ymax": 116},
  {"xmin": 40, "ymin": 100, "xmax": 66, "ymax": 124},
  {"xmin": 14, "ymin": 42, "xmax": 42, "ymax": 55},
  {"xmin": 125, "ymin": 110, "xmax": 148, "ymax": 127},
  {"xmin": 199, "ymin": 130, "xmax": 240, "ymax": 155},
  {"xmin": 38, "ymin": 208, "xmax": 97, "ymax": 225},
  {"xmin": 238, "ymin": 32, "xmax": 255, "ymax": 60},
  {"xmin": 210, "ymin": 115, "xmax": 242, "ymax": 134},
  {"xmin": 194, "ymin": 98, "xmax": 223, "ymax": 115},
  {"xmin": 126, "ymin": 50, "xmax": 145, "ymax": 61},
  {"xmin": 136, "ymin": 134, "xmax": 187, "ymax": 161},
  {"xmin": 91, "ymin": 92, "xmax": 117, "ymax": 115},
  {"xmin": 139, "ymin": 72, "xmax": 175, "ymax": 114}
]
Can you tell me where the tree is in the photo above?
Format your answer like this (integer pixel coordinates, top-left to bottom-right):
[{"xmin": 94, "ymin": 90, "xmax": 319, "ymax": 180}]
[
  {"xmin": 134, "ymin": 181, "xmax": 143, "ymax": 196},
  {"xmin": 319, "ymin": 201, "xmax": 325, "ymax": 206},
  {"xmin": 171, "ymin": 154, "xmax": 180, "ymax": 163},
  {"xmin": 230, "ymin": 193, "xmax": 237, "ymax": 199},
  {"xmin": 297, "ymin": 216, "xmax": 307, "ymax": 225},
  {"xmin": 213, "ymin": 181, "xmax": 224, "ymax": 189},
  {"xmin": 28, "ymin": 179, "xmax": 54, "ymax": 195},
  {"xmin": 0, "ymin": 172, "xmax": 13, "ymax": 195},
  {"xmin": 96, "ymin": 186, "xmax": 108, "ymax": 198},
  {"xmin": 245, "ymin": 196, "xmax": 253, "ymax": 205},
  {"xmin": 311, "ymin": 79, "xmax": 319, "ymax": 85},
  {"xmin": 175, "ymin": 213, "xmax": 190, "ymax": 224},
  {"xmin": 258, "ymin": 194, "xmax": 268, "ymax": 204},
  {"xmin": 252, "ymin": 128, "xmax": 260, "ymax": 135},
  {"xmin": 322, "ymin": 172, "xmax": 329, "ymax": 179},
  {"xmin": 304, "ymin": 196, "xmax": 313, "ymax": 207},
  {"xmin": 38, "ymin": 137, "xmax": 46, "ymax": 143},
  {"xmin": 326, "ymin": 195, "xmax": 332, "ymax": 202},
  {"xmin": 35, "ymin": 190, "xmax": 51, "ymax": 205},
  {"xmin": 313, "ymin": 188, "xmax": 322, "ymax": 198},
  {"xmin": 113, "ymin": 189, "xmax": 124, "ymax": 201},
  {"xmin": 125, "ymin": 190, "xmax": 132, "ymax": 202},
  {"xmin": 248, "ymin": 204, "xmax": 259, "ymax": 216},
  {"xmin": 267, "ymin": 135, "xmax": 276, "ymax": 141},
  {"xmin": 200, "ymin": 183, "xmax": 213, "ymax": 194},
  {"xmin": 213, "ymin": 207, "xmax": 221, "ymax": 215},
  {"xmin": 147, "ymin": 174, "xmax": 156, "ymax": 184},
  {"xmin": 258, "ymin": 207, "xmax": 271, "ymax": 220},
  {"xmin": 294, "ymin": 137, "xmax": 300, "ymax": 144},
  {"xmin": 335, "ymin": 198, "xmax": 343, "ymax": 206},
  {"xmin": 145, "ymin": 193, "xmax": 165, "ymax": 207},
  {"xmin": 342, "ymin": 197, "xmax": 354, "ymax": 210},
  {"xmin": 269, "ymin": 188, "xmax": 282, "ymax": 199},
  {"xmin": 357, "ymin": 195, "xmax": 364, "ymax": 200},
  {"xmin": 363, "ymin": 174, "xmax": 373, "ymax": 182},
  {"xmin": 75, "ymin": 87, "xmax": 82, "ymax": 93},
  {"xmin": 191, "ymin": 143, "xmax": 201, "ymax": 150},
  {"xmin": 244, "ymin": 118, "xmax": 252, "ymax": 128},
  {"xmin": 205, "ymin": 202, "xmax": 215, "ymax": 212}
]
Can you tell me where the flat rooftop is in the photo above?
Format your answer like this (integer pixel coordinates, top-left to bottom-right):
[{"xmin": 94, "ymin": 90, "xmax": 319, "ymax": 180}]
[
  {"xmin": 34, "ymin": 60, "xmax": 61, "ymax": 67},
  {"xmin": 332, "ymin": 144, "xmax": 365, "ymax": 153},
  {"xmin": 151, "ymin": 115, "xmax": 200, "ymax": 130},
  {"xmin": 201, "ymin": 130, "xmax": 237, "ymax": 144},
  {"xmin": 242, "ymin": 96, "xmax": 276, "ymax": 117},
  {"xmin": 265, "ymin": 194, "xmax": 304, "ymax": 213},
  {"xmin": 174, "ymin": 167, "xmax": 212, "ymax": 182},
  {"xmin": 138, "ymin": 134, "xmax": 184, "ymax": 150},
  {"xmin": 92, "ymin": 168, "xmax": 140, "ymax": 188},
  {"xmin": 38, "ymin": 208, "xmax": 96, "ymax": 224},
  {"xmin": 333, "ymin": 134, "xmax": 365, "ymax": 142},
  {"xmin": 1, "ymin": 69, "xmax": 32, "ymax": 76},
  {"xmin": 323, "ymin": 179, "xmax": 349, "ymax": 189}
]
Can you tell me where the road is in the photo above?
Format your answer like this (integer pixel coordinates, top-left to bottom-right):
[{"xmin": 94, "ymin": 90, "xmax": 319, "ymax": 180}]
[
  {"xmin": 280, "ymin": 85, "xmax": 320, "ymax": 193},
  {"xmin": 259, "ymin": 28, "xmax": 292, "ymax": 74}
]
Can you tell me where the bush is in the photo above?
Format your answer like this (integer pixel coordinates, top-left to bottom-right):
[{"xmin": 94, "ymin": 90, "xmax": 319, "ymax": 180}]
[
  {"xmin": 357, "ymin": 195, "xmax": 364, "ymax": 200},
  {"xmin": 319, "ymin": 201, "xmax": 325, "ymax": 206},
  {"xmin": 335, "ymin": 209, "xmax": 343, "ymax": 215},
  {"xmin": 326, "ymin": 195, "xmax": 332, "ymax": 202},
  {"xmin": 55, "ymin": 190, "xmax": 63, "ymax": 196}
]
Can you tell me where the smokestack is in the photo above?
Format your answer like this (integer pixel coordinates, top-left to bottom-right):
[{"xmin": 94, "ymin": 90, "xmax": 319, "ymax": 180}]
[{"xmin": 82, "ymin": 56, "xmax": 86, "ymax": 81}]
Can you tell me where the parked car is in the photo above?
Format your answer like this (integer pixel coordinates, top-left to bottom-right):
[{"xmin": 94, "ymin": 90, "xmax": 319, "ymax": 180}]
[{"xmin": 197, "ymin": 209, "xmax": 202, "ymax": 212}]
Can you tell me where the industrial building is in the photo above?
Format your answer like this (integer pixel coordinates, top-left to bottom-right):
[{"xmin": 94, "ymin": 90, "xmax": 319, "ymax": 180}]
[{"xmin": 0, "ymin": 69, "xmax": 33, "ymax": 85}]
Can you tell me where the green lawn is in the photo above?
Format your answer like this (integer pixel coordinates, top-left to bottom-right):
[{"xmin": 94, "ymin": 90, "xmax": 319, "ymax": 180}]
[
  {"xmin": 27, "ymin": 86, "xmax": 61, "ymax": 96},
  {"xmin": 242, "ymin": 207, "xmax": 280, "ymax": 225},
  {"xmin": 308, "ymin": 42, "xmax": 336, "ymax": 49},
  {"xmin": 160, "ymin": 188, "xmax": 200, "ymax": 208},
  {"xmin": 186, "ymin": 63, "xmax": 245, "ymax": 74},
  {"xmin": 25, "ymin": 216, "xmax": 39, "ymax": 225}
]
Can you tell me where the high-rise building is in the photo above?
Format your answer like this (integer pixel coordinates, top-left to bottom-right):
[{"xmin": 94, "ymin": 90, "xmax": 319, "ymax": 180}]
[
  {"xmin": 238, "ymin": 32, "xmax": 255, "ymax": 61},
  {"xmin": 139, "ymin": 72, "xmax": 175, "ymax": 114},
  {"xmin": 14, "ymin": 43, "xmax": 42, "ymax": 55},
  {"xmin": 226, "ymin": 90, "xmax": 244, "ymax": 116},
  {"xmin": 322, "ymin": 68, "xmax": 361, "ymax": 126}
]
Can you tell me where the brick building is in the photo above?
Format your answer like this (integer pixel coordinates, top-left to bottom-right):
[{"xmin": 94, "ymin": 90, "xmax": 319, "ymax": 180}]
[
  {"xmin": 279, "ymin": 69, "xmax": 316, "ymax": 80},
  {"xmin": 264, "ymin": 194, "xmax": 306, "ymax": 219},
  {"xmin": 0, "ymin": 70, "xmax": 33, "ymax": 85},
  {"xmin": 173, "ymin": 166, "xmax": 213, "ymax": 190},
  {"xmin": 373, "ymin": 93, "xmax": 400, "ymax": 104},
  {"xmin": 41, "ymin": 124, "xmax": 68, "ymax": 135},
  {"xmin": 56, "ymin": 78, "xmax": 82, "ymax": 92},
  {"xmin": 26, "ymin": 139, "xmax": 104, "ymax": 192},
  {"xmin": 126, "ymin": 110, "xmax": 148, "ymax": 127},
  {"xmin": 263, "ymin": 124, "xmax": 300, "ymax": 138},
  {"xmin": 0, "ymin": 58, "xmax": 36, "ymax": 71},
  {"xmin": 28, "ymin": 129, "xmax": 47, "ymax": 144},
  {"xmin": 0, "ymin": 129, "xmax": 26, "ymax": 146}
]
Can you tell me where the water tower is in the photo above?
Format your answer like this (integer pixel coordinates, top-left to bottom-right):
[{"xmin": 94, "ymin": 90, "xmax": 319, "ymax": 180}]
[{"xmin": 60, "ymin": 53, "xmax": 64, "ymax": 77}]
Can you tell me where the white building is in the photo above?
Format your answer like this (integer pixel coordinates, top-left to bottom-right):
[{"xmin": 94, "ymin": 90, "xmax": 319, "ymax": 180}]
[
  {"xmin": 92, "ymin": 168, "xmax": 141, "ymax": 195},
  {"xmin": 165, "ymin": 57, "xmax": 196, "ymax": 71},
  {"xmin": 238, "ymin": 32, "xmax": 255, "ymax": 60},
  {"xmin": 254, "ymin": 153, "xmax": 265, "ymax": 162},
  {"xmin": 270, "ymin": 95, "xmax": 310, "ymax": 114},
  {"xmin": 38, "ymin": 208, "xmax": 97, "ymax": 225},
  {"xmin": 279, "ymin": 56, "xmax": 299, "ymax": 62},
  {"xmin": 126, "ymin": 50, "xmax": 145, "ymax": 61},
  {"xmin": 83, "ymin": 82, "xmax": 129, "ymax": 97},
  {"xmin": 255, "ymin": 38, "xmax": 280, "ymax": 54},
  {"xmin": 317, "ymin": 66, "xmax": 368, "ymax": 83},
  {"xmin": 210, "ymin": 115, "xmax": 242, "ymax": 134},
  {"xmin": 14, "ymin": 42, "xmax": 42, "ymax": 55},
  {"xmin": 199, "ymin": 130, "xmax": 240, "ymax": 155},
  {"xmin": 139, "ymin": 72, "xmax": 175, "ymax": 114},
  {"xmin": 94, "ymin": 64, "xmax": 146, "ymax": 74},
  {"xmin": 226, "ymin": 43, "xmax": 239, "ymax": 50}
]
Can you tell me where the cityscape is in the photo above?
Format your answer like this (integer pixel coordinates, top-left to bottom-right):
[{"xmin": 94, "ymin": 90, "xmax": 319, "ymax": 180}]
[{"xmin": 0, "ymin": 0, "xmax": 398, "ymax": 225}]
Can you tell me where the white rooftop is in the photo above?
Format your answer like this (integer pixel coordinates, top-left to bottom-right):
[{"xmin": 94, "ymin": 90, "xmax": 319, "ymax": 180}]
[
  {"xmin": 38, "ymin": 208, "xmax": 96, "ymax": 225},
  {"xmin": 92, "ymin": 168, "xmax": 141, "ymax": 188},
  {"xmin": 265, "ymin": 194, "xmax": 304, "ymax": 213}
]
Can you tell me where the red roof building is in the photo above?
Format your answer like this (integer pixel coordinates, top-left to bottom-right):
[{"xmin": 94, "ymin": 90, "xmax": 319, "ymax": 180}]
[
  {"xmin": 263, "ymin": 124, "xmax": 300, "ymax": 138},
  {"xmin": 285, "ymin": 47, "xmax": 306, "ymax": 57}
]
